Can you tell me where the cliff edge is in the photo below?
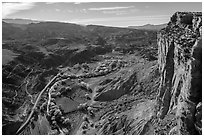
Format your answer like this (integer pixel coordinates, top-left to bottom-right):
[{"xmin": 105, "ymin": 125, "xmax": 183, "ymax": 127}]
[{"xmin": 157, "ymin": 12, "xmax": 202, "ymax": 134}]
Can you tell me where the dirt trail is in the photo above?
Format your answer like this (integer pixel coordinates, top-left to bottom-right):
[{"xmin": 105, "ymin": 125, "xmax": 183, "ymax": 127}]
[{"xmin": 16, "ymin": 74, "xmax": 59, "ymax": 134}]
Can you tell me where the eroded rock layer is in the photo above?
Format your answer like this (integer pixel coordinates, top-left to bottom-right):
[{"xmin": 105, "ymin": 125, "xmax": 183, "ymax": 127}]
[{"xmin": 157, "ymin": 12, "xmax": 202, "ymax": 134}]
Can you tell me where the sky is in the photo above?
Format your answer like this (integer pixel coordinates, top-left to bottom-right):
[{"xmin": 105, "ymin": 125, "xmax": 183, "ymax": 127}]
[{"xmin": 2, "ymin": 2, "xmax": 202, "ymax": 27}]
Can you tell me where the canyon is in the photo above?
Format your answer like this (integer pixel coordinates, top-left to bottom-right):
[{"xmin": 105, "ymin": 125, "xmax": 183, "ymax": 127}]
[{"xmin": 2, "ymin": 12, "xmax": 202, "ymax": 135}]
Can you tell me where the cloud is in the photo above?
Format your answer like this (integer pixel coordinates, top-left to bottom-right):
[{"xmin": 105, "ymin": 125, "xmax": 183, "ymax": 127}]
[
  {"xmin": 46, "ymin": 2, "xmax": 59, "ymax": 4},
  {"xmin": 2, "ymin": 2, "xmax": 35, "ymax": 18},
  {"xmin": 64, "ymin": 9, "xmax": 73, "ymax": 13},
  {"xmin": 74, "ymin": 2, "xmax": 90, "ymax": 4},
  {"xmin": 74, "ymin": 2, "xmax": 82, "ymax": 4},
  {"xmin": 88, "ymin": 6, "xmax": 135, "ymax": 11},
  {"xmin": 55, "ymin": 9, "xmax": 60, "ymax": 12},
  {"xmin": 145, "ymin": 6, "xmax": 150, "ymax": 9},
  {"xmin": 80, "ymin": 9, "xmax": 87, "ymax": 13},
  {"xmin": 102, "ymin": 8, "xmax": 139, "ymax": 15},
  {"xmin": 102, "ymin": 10, "xmax": 128, "ymax": 15}
]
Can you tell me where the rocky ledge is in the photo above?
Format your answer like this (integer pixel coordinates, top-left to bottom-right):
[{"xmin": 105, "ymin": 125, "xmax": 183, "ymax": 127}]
[{"xmin": 157, "ymin": 12, "xmax": 202, "ymax": 134}]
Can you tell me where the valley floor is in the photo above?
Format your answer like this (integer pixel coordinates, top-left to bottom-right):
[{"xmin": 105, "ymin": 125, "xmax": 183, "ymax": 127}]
[{"xmin": 3, "ymin": 51, "xmax": 167, "ymax": 135}]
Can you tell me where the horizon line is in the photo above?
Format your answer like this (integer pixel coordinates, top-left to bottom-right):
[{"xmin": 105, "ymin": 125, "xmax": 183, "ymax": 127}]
[{"xmin": 2, "ymin": 17, "xmax": 168, "ymax": 27}]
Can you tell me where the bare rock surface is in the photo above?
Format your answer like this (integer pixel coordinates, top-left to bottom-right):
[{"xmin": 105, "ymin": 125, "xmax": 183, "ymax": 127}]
[{"xmin": 157, "ymin": 12, "xmax": 202, "ymax": 135}]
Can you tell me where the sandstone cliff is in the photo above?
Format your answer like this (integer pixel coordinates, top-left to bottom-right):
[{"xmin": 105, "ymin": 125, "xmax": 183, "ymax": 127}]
[{"xmin": 157, "ymin": 12, "xmax": 202, "ymax": 134}]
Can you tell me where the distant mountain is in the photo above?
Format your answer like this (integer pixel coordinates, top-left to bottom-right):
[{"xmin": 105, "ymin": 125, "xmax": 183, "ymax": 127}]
[
  {"xmin": 2, "ymin": 20, "xmax": 157, "ymax": 57},
  {"xmin": 2, "ymin": 21, "xmax": 89, "ymax": 40},
  {"xmin": 128, "ymin": 23, "xmax": 167, "ymax": 31},
  {"xmin": 2, "ymin": 18, "xmax": 41, "ymax": 24},
  {"xmin": 2, "ymin": 21, "xmax": 154, "ymax": 42},
  {"xmin": 2, "ymin": 21, "xmax": 24, "ymax": 40}
]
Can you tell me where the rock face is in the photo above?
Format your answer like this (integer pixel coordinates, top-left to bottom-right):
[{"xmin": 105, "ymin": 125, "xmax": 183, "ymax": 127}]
[{"xmin": 157, "ymin": 12, "xmax": 202, "ymax": 134}]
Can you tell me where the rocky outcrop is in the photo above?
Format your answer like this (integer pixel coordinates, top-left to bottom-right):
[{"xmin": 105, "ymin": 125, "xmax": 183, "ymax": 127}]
[{"xmin": 157, "ymin": 12, "xmax": 202, "ymax": 134}]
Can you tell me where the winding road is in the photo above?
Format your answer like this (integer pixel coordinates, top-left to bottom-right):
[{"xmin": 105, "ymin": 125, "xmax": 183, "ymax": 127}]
[
  {"xmin": 16, "ymin": 64, "xmax": 118, "ymax": 134},
  {"xmin": 16, "ymin": 74, "xmax": 60, "ymax": 134}
]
